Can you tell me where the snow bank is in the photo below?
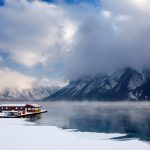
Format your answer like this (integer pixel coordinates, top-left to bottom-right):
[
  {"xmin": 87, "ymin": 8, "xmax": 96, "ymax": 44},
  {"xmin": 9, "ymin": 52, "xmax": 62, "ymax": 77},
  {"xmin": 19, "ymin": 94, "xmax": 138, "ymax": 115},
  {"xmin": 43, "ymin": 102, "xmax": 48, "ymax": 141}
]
[
  {"xmin": 0, "ymin": 119, "xmax": 149, "ymax": 150},
  {"xmin": 0, "ymin": 118, "xmax": 36, "ymax": 126}
]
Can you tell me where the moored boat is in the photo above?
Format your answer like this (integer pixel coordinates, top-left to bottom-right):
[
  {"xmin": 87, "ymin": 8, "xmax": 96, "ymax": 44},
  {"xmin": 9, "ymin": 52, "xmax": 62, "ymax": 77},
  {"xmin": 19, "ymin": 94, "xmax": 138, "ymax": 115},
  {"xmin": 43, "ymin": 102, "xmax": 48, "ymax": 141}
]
[
  {"xmin": 0, "ymin": 111, "xmax": 21, "ymax": 118},
  {"xmin": 0, "ymin": 104, "xmax": 47, "ymax": 118}
]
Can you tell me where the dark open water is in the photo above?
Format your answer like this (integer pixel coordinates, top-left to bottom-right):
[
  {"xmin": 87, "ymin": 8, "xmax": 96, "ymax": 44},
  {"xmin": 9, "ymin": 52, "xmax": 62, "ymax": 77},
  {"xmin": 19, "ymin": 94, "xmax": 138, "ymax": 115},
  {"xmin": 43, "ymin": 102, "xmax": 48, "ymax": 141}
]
[{"xmin": 23, "ymin": 101, "xmax": 150, "ymax": 141}]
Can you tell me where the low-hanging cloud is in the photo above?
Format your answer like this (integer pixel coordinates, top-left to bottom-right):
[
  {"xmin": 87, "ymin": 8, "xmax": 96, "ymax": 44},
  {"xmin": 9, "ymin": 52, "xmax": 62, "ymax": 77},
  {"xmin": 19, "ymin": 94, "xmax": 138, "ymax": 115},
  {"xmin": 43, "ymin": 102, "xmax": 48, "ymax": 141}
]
[
  {"xmin": 66, "ymin": 0, "xmax": 150, "ymax": 79},
  {"xmin": 0, "ymin": 68, "xmax": 36, "ymax": 90}
]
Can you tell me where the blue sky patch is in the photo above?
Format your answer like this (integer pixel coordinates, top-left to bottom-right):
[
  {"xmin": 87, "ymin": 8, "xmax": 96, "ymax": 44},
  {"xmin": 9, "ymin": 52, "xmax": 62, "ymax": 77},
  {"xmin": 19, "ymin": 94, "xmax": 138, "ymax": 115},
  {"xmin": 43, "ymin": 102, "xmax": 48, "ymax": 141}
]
[
  {"xmin": 0, "ymin": 0, "xmax": 4, "ymax": 6},
  {"xmin": 43, "ymin": 0, "xmax": 100, "ymax": 5}
]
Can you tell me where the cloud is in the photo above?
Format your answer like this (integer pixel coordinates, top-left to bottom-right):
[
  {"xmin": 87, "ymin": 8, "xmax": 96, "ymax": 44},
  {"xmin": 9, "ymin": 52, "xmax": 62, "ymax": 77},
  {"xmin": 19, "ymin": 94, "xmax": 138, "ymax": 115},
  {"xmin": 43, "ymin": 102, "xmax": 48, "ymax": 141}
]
[
  {"xmin": 0, "ymin": 0, "xmax": 77, "ymax": 67},
  {"xmin": 1, "ymin": 0, "xmax": 150, "ymax": 83},
  {"xmin": 0, "ymin": 55, "xmax": 4, "ymax": 63},
  {"xmin": 101, "ymin": 10, "xmax": 112, "ymax": 19},
  {"xmin": 33, "ymin": 77, "xmax": 69, "ymax": 88},
  {"xmin": 102, "ymin": 0, "xmax": 150, "ymax": 15},
  {"xmin": 0, "ymin": 68, "xmax": 68, "ymax": 90},
  {"xmin": 0, "ymin": 68, "xmax": 36, "ymax": 89},
  {"xmin": 65, "ymin": 0, "xmax": 150, "ymax": 79}
]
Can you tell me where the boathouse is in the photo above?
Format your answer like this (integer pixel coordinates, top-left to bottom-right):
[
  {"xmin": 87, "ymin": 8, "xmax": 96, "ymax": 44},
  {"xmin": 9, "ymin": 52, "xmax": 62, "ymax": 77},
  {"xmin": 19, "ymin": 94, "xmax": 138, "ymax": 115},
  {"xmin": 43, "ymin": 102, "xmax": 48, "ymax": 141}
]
[{"xmin": 0, "ymin": 104, "xmax": 41, "ymax": 114}]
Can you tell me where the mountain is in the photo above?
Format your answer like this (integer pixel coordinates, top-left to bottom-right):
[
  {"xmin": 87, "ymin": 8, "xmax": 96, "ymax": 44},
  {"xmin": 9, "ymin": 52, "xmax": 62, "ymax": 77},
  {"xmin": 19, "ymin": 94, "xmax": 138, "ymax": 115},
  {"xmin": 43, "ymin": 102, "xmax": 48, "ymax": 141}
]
[
  {"xmin": 45, "ymin": 67, "xmax": 150, "ymax": 101},
  {"xmin": 2, "ymin": 67, "xmax": 150, "ymax": 101},
  {"xmin": 0, "ymin": 86, "xmax": 59, "ymax": 101}
]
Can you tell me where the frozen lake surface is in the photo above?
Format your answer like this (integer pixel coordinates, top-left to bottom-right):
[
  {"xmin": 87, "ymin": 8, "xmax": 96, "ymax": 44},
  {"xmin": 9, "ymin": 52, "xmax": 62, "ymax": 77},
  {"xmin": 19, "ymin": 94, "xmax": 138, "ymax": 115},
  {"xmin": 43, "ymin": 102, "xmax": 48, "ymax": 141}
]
[{"xmin": 0, "ymin": 101, "xmax": 150, "ymax": 150}]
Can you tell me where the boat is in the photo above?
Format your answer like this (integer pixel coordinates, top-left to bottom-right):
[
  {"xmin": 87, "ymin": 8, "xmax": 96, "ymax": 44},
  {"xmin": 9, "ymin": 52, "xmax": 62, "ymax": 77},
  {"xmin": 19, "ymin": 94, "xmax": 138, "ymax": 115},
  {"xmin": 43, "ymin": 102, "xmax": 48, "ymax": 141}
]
[
  {"xmin": 0, "ymin": 104, "xmax": 47, "ymax": 118},
  {"xmin": 0, "ymin": 111, "xmax": 21, "ymax": 118}
]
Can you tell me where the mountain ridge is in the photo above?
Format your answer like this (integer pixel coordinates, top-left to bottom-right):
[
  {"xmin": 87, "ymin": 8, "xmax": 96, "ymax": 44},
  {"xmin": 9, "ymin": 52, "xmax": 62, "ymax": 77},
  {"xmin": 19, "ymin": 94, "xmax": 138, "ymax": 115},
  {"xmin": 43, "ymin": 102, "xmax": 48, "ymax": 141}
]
[
  {"xmin": 1, "ymin": 67, "xmax": 150, "ymax": 101},
  {"xmin": 0, "ymin": 86, "xmax": 59, "ymax": 101},
  {"xmin": 45, "ymin": 67, "xmax": 150, "ymax": 101}
]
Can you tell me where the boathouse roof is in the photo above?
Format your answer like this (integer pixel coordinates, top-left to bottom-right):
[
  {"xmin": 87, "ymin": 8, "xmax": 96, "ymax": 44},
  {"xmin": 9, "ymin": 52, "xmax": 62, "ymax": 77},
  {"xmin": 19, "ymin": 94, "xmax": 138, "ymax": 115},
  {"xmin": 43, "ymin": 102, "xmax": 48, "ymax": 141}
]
[{"xmin": 0, "ymin": 104, "xmax": 40, "ymax": 107}]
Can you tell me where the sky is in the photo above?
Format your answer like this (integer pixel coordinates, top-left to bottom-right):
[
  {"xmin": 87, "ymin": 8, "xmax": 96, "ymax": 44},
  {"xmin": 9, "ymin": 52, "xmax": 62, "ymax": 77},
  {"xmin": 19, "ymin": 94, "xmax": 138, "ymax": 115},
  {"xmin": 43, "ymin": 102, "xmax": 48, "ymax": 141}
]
[{"xmin": 0, "ymin": 0, "xmax": 150, "ymax": 89}]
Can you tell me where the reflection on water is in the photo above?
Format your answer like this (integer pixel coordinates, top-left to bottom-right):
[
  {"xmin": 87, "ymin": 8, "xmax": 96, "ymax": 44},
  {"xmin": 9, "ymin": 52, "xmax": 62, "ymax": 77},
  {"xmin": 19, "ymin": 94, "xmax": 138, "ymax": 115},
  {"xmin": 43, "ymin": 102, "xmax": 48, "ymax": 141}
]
[{"xmin": 26, "ymin": 101, "xmax": 150, "ymax": 141}]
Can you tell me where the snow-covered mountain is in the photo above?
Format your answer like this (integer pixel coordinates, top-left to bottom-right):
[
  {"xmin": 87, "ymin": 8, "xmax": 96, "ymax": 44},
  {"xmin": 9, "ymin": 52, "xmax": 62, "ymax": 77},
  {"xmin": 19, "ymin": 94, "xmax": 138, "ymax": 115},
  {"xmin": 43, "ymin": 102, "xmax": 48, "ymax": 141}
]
[
  {"xmin": 2, "ymin": 67, "xmax": 150, "ymax": 101},
  {"xmin": 0, "ymin": 86, "xmax": 59, "ymax": 101},
  {"xmin": 46, "ymin": 67, "xmax": 150, "ymax": 101}
]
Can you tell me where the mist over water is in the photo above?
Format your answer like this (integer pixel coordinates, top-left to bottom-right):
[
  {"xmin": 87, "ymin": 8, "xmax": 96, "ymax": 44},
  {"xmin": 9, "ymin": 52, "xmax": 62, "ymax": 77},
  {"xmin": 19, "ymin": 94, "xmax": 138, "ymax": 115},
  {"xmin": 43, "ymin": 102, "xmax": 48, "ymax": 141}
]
[{"xmin": 26, "ymin": 101, "xmax": 150, "ymax": 141}]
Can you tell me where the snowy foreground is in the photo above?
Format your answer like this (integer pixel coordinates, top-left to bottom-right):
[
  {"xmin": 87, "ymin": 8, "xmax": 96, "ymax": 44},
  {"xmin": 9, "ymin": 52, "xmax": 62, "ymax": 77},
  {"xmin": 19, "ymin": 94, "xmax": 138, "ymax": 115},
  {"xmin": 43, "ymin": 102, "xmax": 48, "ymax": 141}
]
[{"xmin": 0, "ymin": 119, "xmax": 150, "ymax": 150}]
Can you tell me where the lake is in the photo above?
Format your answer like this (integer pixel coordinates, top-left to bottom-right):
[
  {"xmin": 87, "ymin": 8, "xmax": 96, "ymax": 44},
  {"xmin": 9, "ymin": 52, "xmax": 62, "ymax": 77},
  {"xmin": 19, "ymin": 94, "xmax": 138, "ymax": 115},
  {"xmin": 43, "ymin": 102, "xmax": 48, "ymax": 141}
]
[
  {"xmin": 29, "ymin": 101, "xmax": 150, "ymax": 140},
  {"xmin": 0, "ymin": 101, "xmax": 150, "ymax": 150}
]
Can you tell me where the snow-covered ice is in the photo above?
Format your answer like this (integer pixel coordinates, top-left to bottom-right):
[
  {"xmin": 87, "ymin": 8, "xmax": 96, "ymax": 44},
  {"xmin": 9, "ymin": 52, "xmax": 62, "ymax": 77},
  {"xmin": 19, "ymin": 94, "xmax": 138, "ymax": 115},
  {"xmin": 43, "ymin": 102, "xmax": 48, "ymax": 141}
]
[{"xmin": 0, "ymin": 118, "xmax": 150, "ymax": 150}]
